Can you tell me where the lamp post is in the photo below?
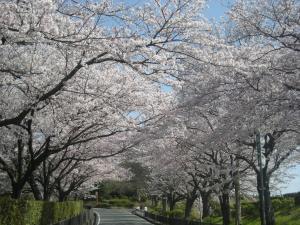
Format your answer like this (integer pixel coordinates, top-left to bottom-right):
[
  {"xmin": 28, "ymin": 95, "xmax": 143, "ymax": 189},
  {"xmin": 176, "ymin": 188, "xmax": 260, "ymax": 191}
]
[{"xmin": 256, "ymin": 130, "xmax": 266, "ymax": 225}]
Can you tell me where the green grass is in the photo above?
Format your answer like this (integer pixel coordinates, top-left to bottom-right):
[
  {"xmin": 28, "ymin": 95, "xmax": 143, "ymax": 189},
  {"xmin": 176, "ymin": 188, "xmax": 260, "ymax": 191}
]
[
  {"xmin": 202, "ymin": 216, "xmax": 223, "ymax": 224},
  {"xmin": 148, "ymin": 201, "xmax": 199, "ymax": 220},
  {"xmin": 242, "ymin": 206, "xmax": 300, "ymax": 225},
  {"xmin": 202, "ymin": 206, "xmax": 300, "ymax": 225}
]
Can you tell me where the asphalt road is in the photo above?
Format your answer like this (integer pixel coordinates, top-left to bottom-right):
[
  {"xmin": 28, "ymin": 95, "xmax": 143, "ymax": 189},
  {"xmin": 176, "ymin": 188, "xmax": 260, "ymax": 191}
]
[{"xmin": 94, "ymin": 208, "xmax": 152, "ymax": 225}]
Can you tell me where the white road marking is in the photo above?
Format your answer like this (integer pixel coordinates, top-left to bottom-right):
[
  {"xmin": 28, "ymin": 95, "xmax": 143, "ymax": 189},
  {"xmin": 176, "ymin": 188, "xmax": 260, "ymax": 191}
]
[{"xmin": 93, "ymin": 210, "xmax": 101, "ymax": 225}]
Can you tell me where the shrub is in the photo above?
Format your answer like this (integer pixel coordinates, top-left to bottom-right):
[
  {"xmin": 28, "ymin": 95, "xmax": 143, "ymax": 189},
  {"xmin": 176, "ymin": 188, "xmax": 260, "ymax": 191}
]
[
  {"xmin": 272, "ymin": 197, "xmax": 294, "ymax": 211},
  {"xmin": 295, "ymin": 196, "xmax": 300, "ymax": 206},
  {"xmin": 149, "ymin": 205, "xmax": 162, "ymax": 213},
  {"xmin": 168, "ymin": 209, "xmax": 184, "ymax": 218},
  {"xmin": 0, "ymin": 197, "xmax": 83, "ymax": 225},
  {"xmin": 95, "ymin": 202, "xmax": 112, "ymax": 208},
  {"xmin": 210, "ymin": 201, "xmax": 222, "ymax": 216},
  {"xmin": 96, "ymin": 198, "xmax": 135, "ymax": 208},
  {"xmin": 189, "ymin": 209, "xmax": 199, "ymax": 220},
  {"xmin": 51, "ymin": 200, "xmax": 83, "ymax": 222},
  {"xmin": 241, "ymin": 202, "xmax": 259, "ymax": 217}
]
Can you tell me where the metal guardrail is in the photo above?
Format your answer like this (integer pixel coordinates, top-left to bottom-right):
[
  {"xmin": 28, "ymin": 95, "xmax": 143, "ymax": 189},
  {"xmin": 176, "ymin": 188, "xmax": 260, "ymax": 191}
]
[{"xmin": 144, "ymin": 211, "xmax": 221, "ymax": 225}]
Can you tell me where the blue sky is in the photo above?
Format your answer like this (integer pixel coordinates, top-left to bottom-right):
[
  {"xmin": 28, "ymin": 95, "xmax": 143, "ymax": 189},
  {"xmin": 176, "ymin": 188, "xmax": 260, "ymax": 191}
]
[
  {"xmin": 278, "ymin": 165, "xmax": 300, "ymax": 194},
  {"xmin": 202, "ymin": 0, "xmax": 231, "ymax": 20},
  {"xmin": 122, "ymin": 0, "xmax": 299, "ymax": 194}
]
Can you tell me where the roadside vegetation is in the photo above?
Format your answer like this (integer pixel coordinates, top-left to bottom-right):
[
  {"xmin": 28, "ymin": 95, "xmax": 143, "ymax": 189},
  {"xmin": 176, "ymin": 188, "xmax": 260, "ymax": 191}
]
[
  {"xmin": 146, "ymin": 195, "xmax": 300, "ymax": 225},
  {"xmin": 0, "ymin": 197, "xmax": 83, "ymax": 225}
]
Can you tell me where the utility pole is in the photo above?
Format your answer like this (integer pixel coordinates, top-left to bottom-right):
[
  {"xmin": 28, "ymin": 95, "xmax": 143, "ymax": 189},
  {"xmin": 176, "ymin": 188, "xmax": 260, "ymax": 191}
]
[{"xmin": 256, "ymin": 130, "xmax": 266, "ymax": 225}]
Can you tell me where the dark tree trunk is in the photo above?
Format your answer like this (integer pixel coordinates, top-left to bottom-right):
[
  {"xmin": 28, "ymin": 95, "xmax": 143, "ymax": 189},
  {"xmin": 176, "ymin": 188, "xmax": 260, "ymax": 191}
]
[
  {"xmin": 154, "ymin": 197, "xmax": 158, "ymax": 207},
  {"xmin": 261, "ymin": 133, "xmax": 276, "ymax": 225},
  {"xmin": 43, "ymin": 190, "xmax": 50, "ymax": 201},
  {"xmin": 57, "ymin": 186, "xmax": 72, "ymax": 202},
  {"xmin": 58, "ymin": 186, "xmax": 70, "ymax": 202},
  {"xmin": 219, "ymin": 193, "xmax": 230, "ymax": 225},
  {"xmin": 42, "ymin": 160, "xmax": 50, "ymax": 200},
  {"xmin": 167, "ymin": 193, "xmax": 177, "ymax": 211},
  {"xmin": 234, "ymin": 173, "xmax": 241, "ymax": 225},
  {"xmin": 234, "ymin": 159, "xmax": 241, "ymax": 225},
  {"xmin": 169, "ymin": 200, "xmax": 176, "ymax": 211},
  {"xmin": 201, "ymin": 191, "xmax": 211, "ymax": 218},
  {"xmin": 58, "ymin": 191, "xmax": 67, "ymax": 202},
  {"xmin": 10, "ymin": 139, "xmax": 25, "ymax": 199},
  {"xmin": 184, "ymin": 196, "xmax": 197, "ymax": 219},
  {"xmin": 257, "ymin": 172, "xmax": 265, "ymax": 225},
  {"xmin": 8, "ymin": 138, "xmax": 52, "ymax": 199},
  {"xmin": 11, "ymin": 183, "xmax": 22, "ymax": 199},
  {"xmin": 162, "ymin": 197, "xmax": 167, "ymax": 213},
  {"xmin": 29, "ymin": 176, "xmax": 43, "ymax": 200},
  {"xmin": 257, "ymin": 172, "xmax": 275, "ymax": 225},
  {"xmin": 151, "ymin": 196, "xmax": 158, "ymax": 207},
  {"xmin": 42, "ymin": 178, "xmax": 53, "ymax": 201},
  {"xmin": 264, "ymin": 178, "xmax": 275, "ymax": 225}
]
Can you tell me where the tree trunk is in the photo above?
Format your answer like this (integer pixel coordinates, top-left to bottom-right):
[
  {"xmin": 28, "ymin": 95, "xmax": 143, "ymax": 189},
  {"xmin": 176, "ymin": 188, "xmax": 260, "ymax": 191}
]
[
  {"xmin": 201, "ymin": 191, "xmax": 211, "ymax": 218},
  {"xmin": 10, "ymin": 139, "xmax": 24, "ymax": 199},
  {"xmin": 154, "ymin": 196, "xmax": 158, "ymax": 207},
  {"xmin": 162, "ymin": 197, "xmax": 167, "ymax": 213},
  {"xmin": 219, "ymin": 193, "xmax": 230, "ymax": 225},
  {"xmin": 29, "ymin": 176, "xmax": 43, "ymax": 200},
  {"xmin": 256, "ymin": 171, "xmax": 275, "ymax": 225},
  {"xmin": 11, "ymin": 184, "xmax": 22, "ymax": 199},
  {"xmin": 167, "ymin": 193, "xmax": 177, "ymax": 211},
  {"xmin": 263, "ymin": 175, "xmax": 275, "ymax": 225},
  {"xmin": 184, "ymin": 196, "xmax": 197, "ymax": 219},
  {"xmin": 43, "ymin": 189, "xmax": 51, "ymax": 201},
  {"xmin": 234, "ymin": 166, "xmax": 241, "ymax": 225},
  {"xmin": 257, "ymin": 176, "xmax": 265, "ymax": 225},
  {"xmin": 58, "ymin": 191, "xmax": 66, "ymax": 202},
  {"xmin": 42, "ymin": 178, "xmax": 52, "ymax": 201},
  {"xmin": 11, "ymin": 176, "xmax": 27, "ymax": 199},
  {"xmin": 169, "ymin": 200, "xmax": 176, "ymax": 211}
]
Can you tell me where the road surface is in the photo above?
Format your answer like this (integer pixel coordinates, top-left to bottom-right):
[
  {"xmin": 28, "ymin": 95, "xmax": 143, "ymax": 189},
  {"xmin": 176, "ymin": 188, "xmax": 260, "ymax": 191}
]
[{"xmin": 93, "ymin": 208, "xmax": 152, "ymax": 225}]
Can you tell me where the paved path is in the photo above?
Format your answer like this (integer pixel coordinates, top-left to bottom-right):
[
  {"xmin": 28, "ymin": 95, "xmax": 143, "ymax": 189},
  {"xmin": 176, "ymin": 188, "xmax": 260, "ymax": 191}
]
[{"xmin": 94, "ymin": 208, "xmax": 152, "ymax": 225}]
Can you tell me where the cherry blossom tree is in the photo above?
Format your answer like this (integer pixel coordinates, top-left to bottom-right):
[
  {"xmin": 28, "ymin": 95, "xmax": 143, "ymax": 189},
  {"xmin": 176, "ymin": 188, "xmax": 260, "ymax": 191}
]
[{"xmin": 1, "ymin": 0, "xmax": 209, "ymax": 198}]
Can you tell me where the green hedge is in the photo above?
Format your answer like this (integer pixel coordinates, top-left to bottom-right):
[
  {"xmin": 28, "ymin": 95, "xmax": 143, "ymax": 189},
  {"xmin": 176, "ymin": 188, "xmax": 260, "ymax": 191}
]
[
  {"xmin": 95, "ymin": 198, "xmax": 135, "ymax": 208},
  {"xmin": 0, "ymin": 197, "xmax": 83, "ymax": 225},
  {"xmin": 95, "ymin": 202, "xmax": 112, "ymax": 208}
]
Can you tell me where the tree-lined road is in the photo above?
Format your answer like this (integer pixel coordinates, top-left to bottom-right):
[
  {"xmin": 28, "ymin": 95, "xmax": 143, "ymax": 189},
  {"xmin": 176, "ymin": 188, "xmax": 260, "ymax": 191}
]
[{"xmin": 94, "ymin": 209, "xmax": 151, "ymax": 225}]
